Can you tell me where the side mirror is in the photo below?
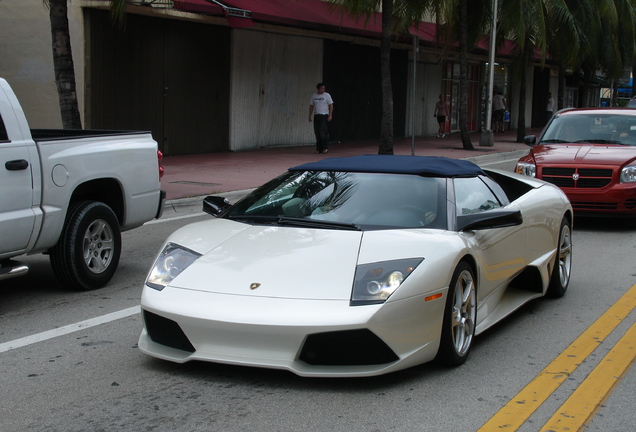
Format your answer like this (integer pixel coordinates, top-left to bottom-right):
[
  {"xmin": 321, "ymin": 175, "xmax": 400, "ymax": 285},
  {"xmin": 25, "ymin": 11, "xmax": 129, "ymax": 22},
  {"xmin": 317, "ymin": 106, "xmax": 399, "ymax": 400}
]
[
  {"xmin": 457, "ymin": 209, "xmax": 523, "ymax": 231},
  {"xmin": 203, "ymin": 196, "xmax": 231, "ymax": 217},
  {"xmin": 523, "ymin": 135, "xmax": 537, "ymax": 147}
]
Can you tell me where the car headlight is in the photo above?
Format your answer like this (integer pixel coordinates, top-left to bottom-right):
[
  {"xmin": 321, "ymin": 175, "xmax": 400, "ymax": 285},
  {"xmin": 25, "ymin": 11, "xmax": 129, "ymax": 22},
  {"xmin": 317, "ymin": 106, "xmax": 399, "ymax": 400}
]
[
  {"xmin": 145, "ymin": 242, "xmax": 201, "ymax": 291},
  {"xmin": 351, "ymin": 258, "xmax": 423, "ymax": 306},
  {"xmin": 620, "ymin": 164, "xmax": 636, "ymax": 183},
  {"xmin": 515, "ymin": 161, "xmax": 536, "ymax": 177}
]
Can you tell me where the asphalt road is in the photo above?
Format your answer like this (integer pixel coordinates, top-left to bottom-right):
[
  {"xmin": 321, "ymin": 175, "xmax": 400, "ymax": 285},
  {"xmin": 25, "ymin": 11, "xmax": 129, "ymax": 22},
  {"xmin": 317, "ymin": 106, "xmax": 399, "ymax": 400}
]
[{"xmin": 1, "ymin": 157, "xmax": 635, "ymax": 432}]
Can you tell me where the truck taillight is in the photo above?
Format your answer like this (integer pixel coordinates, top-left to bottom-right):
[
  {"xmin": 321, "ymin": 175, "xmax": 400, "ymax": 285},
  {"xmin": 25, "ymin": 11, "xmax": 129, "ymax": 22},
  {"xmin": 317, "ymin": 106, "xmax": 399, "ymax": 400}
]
[{"xmin": 157, "ymin": 150, "xmax": 164, "ymax": 179}]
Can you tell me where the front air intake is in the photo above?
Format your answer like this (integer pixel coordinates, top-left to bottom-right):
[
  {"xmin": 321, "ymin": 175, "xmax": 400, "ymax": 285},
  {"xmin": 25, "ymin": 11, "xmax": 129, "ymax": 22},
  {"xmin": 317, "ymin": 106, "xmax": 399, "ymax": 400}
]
[
  {"xmin": 143, "ymin": 310, "xmax": 195, "ymax": 353},
  {"xmin": 299, "ymin": 329, "xmax": 398, "ymax": 366}
]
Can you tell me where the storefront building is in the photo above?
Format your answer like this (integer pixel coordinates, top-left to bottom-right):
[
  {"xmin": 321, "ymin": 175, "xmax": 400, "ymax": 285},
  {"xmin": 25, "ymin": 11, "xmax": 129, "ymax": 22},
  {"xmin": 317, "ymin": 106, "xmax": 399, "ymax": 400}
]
[{"xmin": 1, "ymin": 0, "xmax": 551, "ymax": 155}]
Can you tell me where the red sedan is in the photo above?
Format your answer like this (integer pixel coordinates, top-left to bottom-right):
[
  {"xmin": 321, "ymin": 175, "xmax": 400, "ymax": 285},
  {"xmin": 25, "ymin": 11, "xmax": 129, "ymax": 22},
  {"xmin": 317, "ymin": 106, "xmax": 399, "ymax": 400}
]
[{"xmin": 516, "ymin": 108, "xmax": 636, "ymax": 216}]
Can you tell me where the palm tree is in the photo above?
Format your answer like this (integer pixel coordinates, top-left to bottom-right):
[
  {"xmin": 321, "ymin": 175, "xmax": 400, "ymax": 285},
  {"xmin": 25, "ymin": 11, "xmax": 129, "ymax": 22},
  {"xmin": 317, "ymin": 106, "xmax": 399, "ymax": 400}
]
[
  {"xmin": 543, "ymin": 1, "xmax": 583, "ymax": 111},
  {"xmin": 565, "ymin": 0, "xmax": 636, "ymax": 107},
  {"xmin": 435, "ymin": 0, "xmax": 490, "ymax": 149},
  {"xmin": 45, "ymin": 0, "xmax": 82, "ymax": 129},
  {"xmin": 335, "ymin": 0, "xmax": 432, "ymax": 154},
  {"xmin": 379, "ymin": 0, "xmax": 395, "ymax": 155},
  {"xmin": 44, "ymin": 0, "xmax": 127, "ymax": 129},
  {"xmin": 596, "ymin": 0, "xmax": 636, "ymax": 104},
  {"xmin": 456, "ymin": 0, "xmax": 478, "ymax": 149},
  {"xmin": 497, "ymin": 0, "xmax": 578, "ymax": 141}
]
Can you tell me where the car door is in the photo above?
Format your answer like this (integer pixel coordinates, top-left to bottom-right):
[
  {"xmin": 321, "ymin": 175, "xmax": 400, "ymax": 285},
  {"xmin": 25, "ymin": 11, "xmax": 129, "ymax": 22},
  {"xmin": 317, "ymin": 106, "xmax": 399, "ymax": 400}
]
[
  {"xmin": 453, "ymin": 176, "xmax": 528, "ymax": 302},
  {"xmin": 0, "ymin": 113, "xmax": 36, "ymax": 255}
]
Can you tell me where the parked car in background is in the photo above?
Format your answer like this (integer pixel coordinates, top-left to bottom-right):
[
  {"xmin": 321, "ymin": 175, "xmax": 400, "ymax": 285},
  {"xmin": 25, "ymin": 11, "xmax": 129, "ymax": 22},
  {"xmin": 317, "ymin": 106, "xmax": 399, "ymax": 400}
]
[
  {"xmin": 517, "ymin": 108, "xmax": 636, "ymax": 217},
  {"xmin": 0, "ymin": 78, "xmax": 165, "ymax": 290},
  {"xmin": 627, "ymin": 97, "xmax": 636, "ymax": 108},
  {"xmin": 139, "ymin": 155, "xmax": 572, "ymax": 377}
]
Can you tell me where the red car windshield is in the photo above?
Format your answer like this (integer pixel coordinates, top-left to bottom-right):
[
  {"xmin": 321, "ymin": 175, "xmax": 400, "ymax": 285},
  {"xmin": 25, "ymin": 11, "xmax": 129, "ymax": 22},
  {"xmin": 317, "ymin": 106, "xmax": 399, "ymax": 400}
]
[{"xmin": 541, "ymin": 114, "xmax": 636, "ymax": 146}]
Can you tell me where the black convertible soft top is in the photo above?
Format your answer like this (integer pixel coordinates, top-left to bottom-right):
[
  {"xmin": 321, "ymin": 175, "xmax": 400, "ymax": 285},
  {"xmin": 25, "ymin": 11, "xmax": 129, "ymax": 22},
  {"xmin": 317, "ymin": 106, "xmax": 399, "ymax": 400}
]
[{"xmin": 289, "ymin": 155, "xmax": 485, "ymax": 177}]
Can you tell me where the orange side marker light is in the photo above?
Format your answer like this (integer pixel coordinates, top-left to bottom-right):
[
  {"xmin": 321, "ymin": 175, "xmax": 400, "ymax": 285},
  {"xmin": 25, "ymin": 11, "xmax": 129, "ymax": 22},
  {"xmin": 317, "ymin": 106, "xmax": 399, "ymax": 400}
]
[{"xmin": 425, "ymin": 293, "xmax": 443, "ymax": 302}]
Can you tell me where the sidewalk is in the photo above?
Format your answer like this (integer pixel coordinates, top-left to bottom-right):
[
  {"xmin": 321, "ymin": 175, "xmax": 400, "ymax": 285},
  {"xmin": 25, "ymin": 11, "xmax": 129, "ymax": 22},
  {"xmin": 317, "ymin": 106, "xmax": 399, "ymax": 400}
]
[{"xmin": 161, "ymin": 129, "xmax": 533, "ymax": 202}]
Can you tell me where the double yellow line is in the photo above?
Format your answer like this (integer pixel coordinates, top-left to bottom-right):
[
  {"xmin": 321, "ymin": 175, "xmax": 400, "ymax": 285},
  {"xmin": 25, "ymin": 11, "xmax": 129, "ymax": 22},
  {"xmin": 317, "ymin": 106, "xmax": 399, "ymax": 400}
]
[{"xmin": 478, "ymin": 283, "xmax": 636, "ymax": 432}]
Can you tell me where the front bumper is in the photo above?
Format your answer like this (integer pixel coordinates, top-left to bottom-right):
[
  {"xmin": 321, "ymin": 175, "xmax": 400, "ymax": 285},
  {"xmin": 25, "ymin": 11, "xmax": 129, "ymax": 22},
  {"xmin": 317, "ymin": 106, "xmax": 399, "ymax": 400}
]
[
  {"xmin": 562, "ymin": 184, "xmax": 636, "ymax": 215},
  {"xmin": 139, "ymin": 284, "xmax": 446, "ymax": 377},
  {"xmin": 155, "ymin": 190, "xmax": 167, "ymax": 219}
]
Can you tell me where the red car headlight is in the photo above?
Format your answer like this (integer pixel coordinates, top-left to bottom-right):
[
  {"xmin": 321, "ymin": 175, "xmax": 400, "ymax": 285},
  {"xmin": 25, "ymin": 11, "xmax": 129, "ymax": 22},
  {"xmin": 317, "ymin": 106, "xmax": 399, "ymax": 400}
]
[{"xmin": 620, "ymin": 165, "xmax": 636, "ymax": 183}]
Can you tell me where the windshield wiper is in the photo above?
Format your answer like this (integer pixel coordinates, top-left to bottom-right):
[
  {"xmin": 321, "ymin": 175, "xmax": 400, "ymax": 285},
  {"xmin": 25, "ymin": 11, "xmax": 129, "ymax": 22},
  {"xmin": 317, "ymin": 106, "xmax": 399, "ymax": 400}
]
[
  {"xmin": 228, "ymin": 214, "xmax": 279, "ymax": 224},
  {"xmin": 540, "ymin": 139, "xmax": 569, "ymax": 143},
  {"xmin": 228, "ymin": 214, "xmax": 361, "ymax": 231},
  {"xmin": 276, "ymin": 217, "xmax": 361, "ymax": 231},
  {"xmin": 540, "ymin": 139, "xmax": 624, "ymax": 145},
  {"xmin": 572, "ymin": 139, "xmax": 621, "ymax": 144}
]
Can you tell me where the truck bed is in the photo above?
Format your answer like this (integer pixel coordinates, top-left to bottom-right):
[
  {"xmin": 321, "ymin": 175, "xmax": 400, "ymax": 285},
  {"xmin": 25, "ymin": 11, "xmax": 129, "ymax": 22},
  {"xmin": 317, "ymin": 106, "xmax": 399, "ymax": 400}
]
[{"xmin": 31, "ymin": 129, "xmax": 150, "ymax": 141}]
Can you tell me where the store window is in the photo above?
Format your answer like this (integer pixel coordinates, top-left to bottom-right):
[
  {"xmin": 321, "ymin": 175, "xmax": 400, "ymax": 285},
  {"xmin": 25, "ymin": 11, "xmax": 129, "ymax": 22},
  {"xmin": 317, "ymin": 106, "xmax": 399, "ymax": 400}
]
[
  {"xmin": 482, "ymin": 63, "xmax": 510, "ymax": 130},
  {"xmin": 441, "ymin": 62, "xmax": 481, "ymax": 133}
]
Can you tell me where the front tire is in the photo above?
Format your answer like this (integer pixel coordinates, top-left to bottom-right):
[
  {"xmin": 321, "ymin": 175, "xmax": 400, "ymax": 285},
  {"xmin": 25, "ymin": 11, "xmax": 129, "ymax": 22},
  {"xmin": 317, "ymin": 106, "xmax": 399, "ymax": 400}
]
[
  {"xmin": 50, "ymin": 201, "xmax": 121, "ymax": 290},
  {"xmin": 436, "ymin": 261, "xmax": 476, "ymax": 366},
  {"xmin": 547, "ymin": 217, "xmax": 572, "ymax": 298}
]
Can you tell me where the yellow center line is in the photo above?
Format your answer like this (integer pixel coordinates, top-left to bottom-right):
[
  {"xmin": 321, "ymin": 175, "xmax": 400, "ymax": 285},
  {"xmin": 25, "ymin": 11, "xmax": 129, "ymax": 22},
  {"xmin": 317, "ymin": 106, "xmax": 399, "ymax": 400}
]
[
  {"xmin": 478, "ymin": 283, "xmax": 636, "ymax": 432},
  {"xmin": 539, "ymin": 322, "xmax": 636, "ymax": 432}
]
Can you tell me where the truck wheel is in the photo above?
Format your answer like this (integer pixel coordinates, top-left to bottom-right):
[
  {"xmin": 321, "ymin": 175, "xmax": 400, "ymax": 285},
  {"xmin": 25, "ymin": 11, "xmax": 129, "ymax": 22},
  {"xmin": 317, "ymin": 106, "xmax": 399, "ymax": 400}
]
[{"xmin": 50, "ymin": 201, "xmax": 121, "ymax": 290}]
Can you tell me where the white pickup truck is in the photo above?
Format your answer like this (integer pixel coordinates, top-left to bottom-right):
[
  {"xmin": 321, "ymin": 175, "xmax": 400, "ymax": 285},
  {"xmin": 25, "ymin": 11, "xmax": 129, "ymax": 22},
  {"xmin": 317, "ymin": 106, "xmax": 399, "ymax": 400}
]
[{"xmin": 0, "ymin": 78, "xmax": 165, "ymax": 290}]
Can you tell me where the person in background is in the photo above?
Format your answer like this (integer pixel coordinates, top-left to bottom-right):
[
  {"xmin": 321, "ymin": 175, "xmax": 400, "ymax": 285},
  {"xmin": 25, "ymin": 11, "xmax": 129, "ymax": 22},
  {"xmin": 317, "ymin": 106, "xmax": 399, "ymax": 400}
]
[
  {"xmin": 308, "ymin": 83, "xmax": 334, "ymax": 154},
  {"xmin": 434, "ymin": 94, "xmax": 448, "ymax": 138},
  {"xmin": 492, "ymin": 90, "xmax": 507, "ymax": 133},
  {"xmin": 546, "ymin": 92, "xmax": 555, "ymax": 125}
]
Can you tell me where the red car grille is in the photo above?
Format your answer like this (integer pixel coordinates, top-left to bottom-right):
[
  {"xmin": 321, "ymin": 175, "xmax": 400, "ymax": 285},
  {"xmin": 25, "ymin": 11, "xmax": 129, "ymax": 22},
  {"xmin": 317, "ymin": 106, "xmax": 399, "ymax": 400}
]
[
  {"xmin": 570, "ymin": 201, "xmax": 618, "ymax": 211},
  {"xmin": 541, "ymin": 167, "xmax": 613, "ymax": 188}
]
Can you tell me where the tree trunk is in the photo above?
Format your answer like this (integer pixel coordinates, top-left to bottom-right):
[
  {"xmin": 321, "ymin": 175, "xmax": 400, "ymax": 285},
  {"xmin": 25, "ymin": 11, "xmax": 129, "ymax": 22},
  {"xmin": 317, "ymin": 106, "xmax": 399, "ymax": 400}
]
[
  {"xmin": 49, "ymin": 0, "xmax": 82, "ymax": 129},
  {"xmin": 378, "ymin": 0, "xmax": 394, "ymax": 155},
  {"xmin": 632, "ymin": 58, "xmax": 636, "ymax": 99},
  {"xmin": 580, "ymin": 66, "xmax": 593, "ymax": 107},
  {"xmin": 516, "ymin": 40, "xmax": 531, "ymax": 143},
  {"xmin": 458, "ymin": 0, "xmax": 473, "ymax": 150},
  {"xmin": 558, "ymin": 65, "xmax": 565, "ymax": 111}
]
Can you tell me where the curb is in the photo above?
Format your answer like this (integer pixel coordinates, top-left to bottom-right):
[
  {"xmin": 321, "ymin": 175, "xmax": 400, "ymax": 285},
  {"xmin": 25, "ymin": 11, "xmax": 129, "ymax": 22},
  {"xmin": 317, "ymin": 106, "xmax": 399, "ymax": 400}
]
[{"xmin": 163, "ymin": 148, "xmax": 529, "ymax": 207}]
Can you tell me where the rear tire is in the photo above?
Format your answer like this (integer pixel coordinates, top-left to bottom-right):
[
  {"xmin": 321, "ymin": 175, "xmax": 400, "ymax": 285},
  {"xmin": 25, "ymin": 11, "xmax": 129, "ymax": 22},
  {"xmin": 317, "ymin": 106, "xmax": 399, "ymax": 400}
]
[
  {"xmin": 436, "ymin": 261, "xmax": 476, "ymax": 366},
  {"xmin": 50, "ymin": 201, "xmax": 121, "ymax": 290},
  {"xmin": 547, "ymin": 217, "xmax": 572, "ymax": 298}
]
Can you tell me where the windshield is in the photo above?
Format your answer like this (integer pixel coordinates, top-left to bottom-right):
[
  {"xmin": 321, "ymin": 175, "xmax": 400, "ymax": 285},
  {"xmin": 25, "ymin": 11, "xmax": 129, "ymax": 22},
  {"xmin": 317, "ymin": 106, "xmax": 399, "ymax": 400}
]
[
  {"xmin": 541, "ymin": 113, "xmax": 636, "ymax": 145},
  {"xmin": 226, "ymin": 171, "xmax": 447, "ymax": 230}
]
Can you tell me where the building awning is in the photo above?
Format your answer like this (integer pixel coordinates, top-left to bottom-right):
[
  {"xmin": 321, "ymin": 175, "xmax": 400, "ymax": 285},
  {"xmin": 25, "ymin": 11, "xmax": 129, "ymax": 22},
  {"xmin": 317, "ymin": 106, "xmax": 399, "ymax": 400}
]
[
  {"xmin": 173, "ymin": 0, "xmax": 437, "ymax": 41},
  {"xmin": 173, "ymin": 0, "xmax": 518, "ymax": 57}
]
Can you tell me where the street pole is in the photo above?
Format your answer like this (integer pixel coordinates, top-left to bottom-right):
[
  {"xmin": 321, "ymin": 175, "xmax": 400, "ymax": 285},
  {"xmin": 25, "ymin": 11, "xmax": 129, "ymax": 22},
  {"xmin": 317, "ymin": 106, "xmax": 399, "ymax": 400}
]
[
  {"xmin": 480, "ymin": 0, "xmax": 498, "ymax": 147},
  {"xmin": 411, "ymin": 35, "xmax": 418, "ymax": 156}
]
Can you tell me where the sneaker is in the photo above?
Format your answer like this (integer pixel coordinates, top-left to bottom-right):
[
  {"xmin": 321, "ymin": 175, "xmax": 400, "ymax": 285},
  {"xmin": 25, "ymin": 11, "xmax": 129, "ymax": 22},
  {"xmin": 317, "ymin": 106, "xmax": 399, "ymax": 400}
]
[
  {"xmin": 322, "ymin": 149, "xmax": 328, "ymax": 154},
  {"xmin": 442, "ymin": 134, "xmax": 445, "ymax": 138}
]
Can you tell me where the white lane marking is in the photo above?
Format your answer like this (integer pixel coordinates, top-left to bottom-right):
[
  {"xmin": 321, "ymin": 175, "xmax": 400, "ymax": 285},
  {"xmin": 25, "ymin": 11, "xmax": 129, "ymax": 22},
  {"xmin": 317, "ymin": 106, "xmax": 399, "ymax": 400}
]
[
  {"xmin": 0, "ymin": 306, "xmax": 140, "ymax": 354},
  {"xmin": 144, "ymin": 212, "xmax": 205, "ymax": 225},
  {"xmin": 477, "ymin": 156, "xmax": 524, "ymax": 167}
]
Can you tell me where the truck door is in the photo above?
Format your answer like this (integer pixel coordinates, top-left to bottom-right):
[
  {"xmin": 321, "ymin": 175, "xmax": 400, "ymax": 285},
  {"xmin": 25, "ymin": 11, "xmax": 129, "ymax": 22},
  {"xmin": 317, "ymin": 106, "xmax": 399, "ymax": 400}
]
[{"xmin": 0, "ymin": 113, "xmax": 36, "ymax": 255}]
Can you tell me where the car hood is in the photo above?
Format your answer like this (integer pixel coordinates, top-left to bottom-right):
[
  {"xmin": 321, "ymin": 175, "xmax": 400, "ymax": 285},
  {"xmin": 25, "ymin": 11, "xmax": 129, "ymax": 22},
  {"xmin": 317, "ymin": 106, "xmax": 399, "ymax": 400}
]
[
  {"xmin": 169, "ymin": 223, "xmax": 363, "ymax": 300},
  {"xmin": 533, "ymin": 144, "xmax": 636, "ymax": 165}
]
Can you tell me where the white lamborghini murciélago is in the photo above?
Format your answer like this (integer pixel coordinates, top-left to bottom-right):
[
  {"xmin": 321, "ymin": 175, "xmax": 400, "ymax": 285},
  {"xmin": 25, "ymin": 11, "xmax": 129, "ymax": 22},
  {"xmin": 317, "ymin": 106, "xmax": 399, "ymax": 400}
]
[{"xmin": 139, "ymin": 155, "xmax": 573, "ymax": 377}]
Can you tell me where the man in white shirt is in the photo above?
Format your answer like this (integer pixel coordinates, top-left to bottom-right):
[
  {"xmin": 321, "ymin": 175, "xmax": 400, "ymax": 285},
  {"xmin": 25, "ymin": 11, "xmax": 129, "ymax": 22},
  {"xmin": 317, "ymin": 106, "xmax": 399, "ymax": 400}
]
[
  {"xmin": 546, "ymin": 92, "xmax": 555, "ymax": 125},
  {"xmin": 308, "ymin": 83, "xmax": 334, "ymax": 154},
  {"xmin": 492, "ymin": 91, "xmax": 507, "ymax": 132}
]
